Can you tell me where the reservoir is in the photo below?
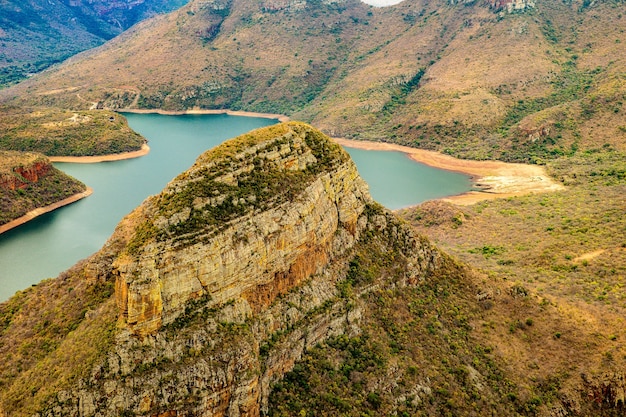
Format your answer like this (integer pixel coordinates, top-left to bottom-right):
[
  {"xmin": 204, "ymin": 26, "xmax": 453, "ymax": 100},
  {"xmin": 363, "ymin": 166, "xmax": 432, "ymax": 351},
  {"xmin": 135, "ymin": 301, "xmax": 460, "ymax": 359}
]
[{"xmin": 0, "ymin": 113, "xmax": 470, "ymax": 302}]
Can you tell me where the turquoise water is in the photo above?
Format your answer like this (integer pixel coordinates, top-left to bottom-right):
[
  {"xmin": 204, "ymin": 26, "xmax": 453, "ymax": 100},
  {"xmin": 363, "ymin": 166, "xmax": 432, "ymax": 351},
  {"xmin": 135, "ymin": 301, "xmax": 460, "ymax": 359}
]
[
  {"xmin": 0, "ymin": 114, "xmax": 470, "ymax": 302},
  {"xmin": 345, "ymin": 147, "xmax": 470, "ymax": 210}
]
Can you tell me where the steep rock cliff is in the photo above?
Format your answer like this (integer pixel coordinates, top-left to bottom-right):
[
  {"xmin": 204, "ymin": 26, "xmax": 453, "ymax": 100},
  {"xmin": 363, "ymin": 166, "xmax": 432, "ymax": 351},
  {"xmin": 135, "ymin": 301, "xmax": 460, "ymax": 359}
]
[
  {"xmin": 0, "ymin": 122, "xmax": 457, "ymax": 416},
  {"xmin": 113, "ymin": 121, "xmax": 370, "ymax": 337}
]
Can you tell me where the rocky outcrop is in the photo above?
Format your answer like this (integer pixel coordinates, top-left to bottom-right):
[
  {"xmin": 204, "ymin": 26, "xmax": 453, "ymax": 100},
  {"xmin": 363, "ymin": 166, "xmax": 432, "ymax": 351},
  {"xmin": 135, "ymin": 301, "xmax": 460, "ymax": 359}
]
[
  {"xmin": 20, "ymin": 122, "xmax": 451, "ymax": 416},
  {"xmin": 0, "ymin": 150, "xmax": 88, "ymax": 228},
  {"xmin": 261, "ymin": 0, "xmax": 344, "ymax": 12},
  {"xmin": 490, "ymin": 0, "xmax": 536, "ymax": 13},
  {"xmin": 261, "ymin": 0, "xmax": 307, "ymax": 12},
  {"xmin": 113, "ymin": 121, "xmax": 369, "ymax": 337},
  {"xmin": 581, "ymin": 372, "xmax": 626, "ymax": 411},
  {"xmin": 449, "ymin": 0, "xmax": 536, "ymax": 12},
  {"xmin": 0, "ymin": 153, "xmax": 51, "ymax": 191}
]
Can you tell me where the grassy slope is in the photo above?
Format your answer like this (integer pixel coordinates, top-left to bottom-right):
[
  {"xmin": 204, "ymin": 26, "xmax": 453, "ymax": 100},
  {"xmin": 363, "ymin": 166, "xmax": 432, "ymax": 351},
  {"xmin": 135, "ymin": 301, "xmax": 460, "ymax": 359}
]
[
  {"xmin": 266, "ymin": 151, "xmax": 626, "ymax": 417},
  {"xmin": 0, "ymin": 0, "xmax": 624, "ymax": 415},
  {"xmin": 0, "ymin": 105, "xmax": 143, "ymax": 225},
  {"xmin": 395, "ymin": 149, "xmax": 626, "ymax": 415},
  {"xmin": 2, "ymin": 0, "xmax": 624, "ymax": 160},
  {"xmin": 0, "ymin": 259, "xmax": 117, "ymax": 416}
]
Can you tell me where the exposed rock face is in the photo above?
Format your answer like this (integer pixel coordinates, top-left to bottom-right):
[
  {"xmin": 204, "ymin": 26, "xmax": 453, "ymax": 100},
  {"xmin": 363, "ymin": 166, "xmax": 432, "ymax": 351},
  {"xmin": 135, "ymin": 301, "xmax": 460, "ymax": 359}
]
[
  {"xmin": 261, "ymin": 0, "xmax": 307, "ymax": 12},
  {"xmin": 490, "ymin": 0, "xmax": 536, "ymax": 13},
  {"xmin": 582, "ymin": 372, "xmax": 626, "ymax": 411},
  {"xmin": 29, "ymin": 122, "xmax": 451, "ymax": 416},
  {"xmin": 0, "ymin": 155, "xmax": 51, "ymax": 191},
  {"xmin": 114, "ymin": 121, "xmax": 369, "ymax": 337},
  {"xmin": 449, "ymin": 0, "xmax": 536, "ymax": 13},
  {"xmin": 261, "ymin": 0, "xmax": 344, "ymax": 12}
]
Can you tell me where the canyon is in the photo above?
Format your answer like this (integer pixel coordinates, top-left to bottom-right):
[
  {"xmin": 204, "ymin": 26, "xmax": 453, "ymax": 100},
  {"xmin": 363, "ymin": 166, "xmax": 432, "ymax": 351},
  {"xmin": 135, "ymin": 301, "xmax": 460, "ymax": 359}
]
[{"xmin": 0, "ymin": 0, "xmax": 624, "ymax": 414}]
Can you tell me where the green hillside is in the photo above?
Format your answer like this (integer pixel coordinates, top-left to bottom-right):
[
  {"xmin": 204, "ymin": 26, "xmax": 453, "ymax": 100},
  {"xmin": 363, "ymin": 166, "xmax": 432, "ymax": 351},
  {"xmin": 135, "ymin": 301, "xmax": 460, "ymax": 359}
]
[
  {"xmin": 0, "ymin": 0, "xmax": 625, "ymax": 415},
  {"xmin": 0, "ymin": 151, "xmax": 87, "ymax": 226},
  {"xmin": 0, "ymin": 106, "xmax": 145, "ymax": 156}
]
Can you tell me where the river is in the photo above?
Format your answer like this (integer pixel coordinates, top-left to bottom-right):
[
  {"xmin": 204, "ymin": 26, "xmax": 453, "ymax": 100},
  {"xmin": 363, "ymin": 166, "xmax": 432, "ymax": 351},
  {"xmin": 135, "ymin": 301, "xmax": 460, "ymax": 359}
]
[{"xmin": 0, "ymin": 113, "xmax": 470, "ymax": 302}]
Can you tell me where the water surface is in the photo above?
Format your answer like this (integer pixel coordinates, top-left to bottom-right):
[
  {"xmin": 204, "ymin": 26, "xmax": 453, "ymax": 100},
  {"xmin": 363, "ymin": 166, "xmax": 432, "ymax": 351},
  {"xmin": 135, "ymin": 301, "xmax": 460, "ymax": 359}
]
[{"xmin": 345, "ymin": 147, "xmax": 470, "ymax": 210}]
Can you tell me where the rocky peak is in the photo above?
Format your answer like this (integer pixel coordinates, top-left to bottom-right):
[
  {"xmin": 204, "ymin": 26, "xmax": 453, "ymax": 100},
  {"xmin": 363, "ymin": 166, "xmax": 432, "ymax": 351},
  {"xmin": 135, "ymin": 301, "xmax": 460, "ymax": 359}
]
[
  {"xmin": 490, "ymin": 0, "xmax": 536, "ymax": 13},
  {"xmin": 261, "ymin": 0, "xmax": 347, "ymax": 12},
  {"xmin": 448, "ymin": 0, "xmax": 536, "ymax": 13},
  {"xmin": 113, "ymin": 122, "xmax": 370, "ymax": 337}
]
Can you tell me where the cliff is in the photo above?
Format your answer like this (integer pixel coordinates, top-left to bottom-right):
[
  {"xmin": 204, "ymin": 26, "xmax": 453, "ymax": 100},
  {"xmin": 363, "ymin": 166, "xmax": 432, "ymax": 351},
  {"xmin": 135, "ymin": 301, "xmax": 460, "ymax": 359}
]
[
  {"xmin": 0, "ymin": 153, "xmax": 51, "ymax": 191},
  {"xmin": 0, "ymin": 122, "xmax": 457, "ymax": 416},
  {"xmin": 0, "ymin": 151, "xmax": 87, "ymax": 227}
]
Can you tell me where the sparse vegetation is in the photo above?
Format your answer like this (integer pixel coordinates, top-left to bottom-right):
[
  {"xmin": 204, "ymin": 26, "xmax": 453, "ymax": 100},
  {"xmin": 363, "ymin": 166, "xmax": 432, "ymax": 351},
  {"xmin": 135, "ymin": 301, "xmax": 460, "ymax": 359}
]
[
  {"xmin": 0, "ymin": 268, "xmax": 116, "ymax": 416},
  {"xmin": 0, "ymin": 106, "xmax": 144, "ymax": 156},
  {"xmin": 0, "ymin": 0, "xmax": 189, "ymax": 87},
  {"xmin": 0, "ymin": 0, "xmax": 625, "ymax": 415}
]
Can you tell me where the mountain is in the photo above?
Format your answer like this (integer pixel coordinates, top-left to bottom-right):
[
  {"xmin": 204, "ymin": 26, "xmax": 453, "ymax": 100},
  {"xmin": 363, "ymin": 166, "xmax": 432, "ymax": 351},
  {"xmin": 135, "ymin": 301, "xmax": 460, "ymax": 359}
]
[
  {"xmin": 1, "ymin": 0, "xmax": 625, "ymax": 415},
  {"xmin": 0, "ymin": 122, "xmax": 433, "ymax": 415},
  {"xmin": 0, "ymin": 0, "xmax": 189, "ymax": 86},
  {"xmin": 2, "ymin": 0, "xmax": 624, "ymax": 162},
  {"xmin": 0, "ymin": 123, "xmax": 623, "ymax": 416}
]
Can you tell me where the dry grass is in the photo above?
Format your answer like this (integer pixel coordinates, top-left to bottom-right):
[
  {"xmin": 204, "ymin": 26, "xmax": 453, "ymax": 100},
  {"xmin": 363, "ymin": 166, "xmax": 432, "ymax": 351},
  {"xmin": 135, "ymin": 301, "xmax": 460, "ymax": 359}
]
[
  {"xmin": 3, "ymin": 0, "xmax": 623, "ymax": 166},
  {"xmin": 0, "ymin": 151, "xmax": 44, "ymax": 173},
  {"xmin": 0, "ymin": 151, "xmax": 87, "ymax": 225},
  {"xmin": 0, "ymin": 260, "xmax": 117, "ymax": 416},
  {"xmin": 398, "ymin": 149, "xmax": 626, "ymax": 413}
]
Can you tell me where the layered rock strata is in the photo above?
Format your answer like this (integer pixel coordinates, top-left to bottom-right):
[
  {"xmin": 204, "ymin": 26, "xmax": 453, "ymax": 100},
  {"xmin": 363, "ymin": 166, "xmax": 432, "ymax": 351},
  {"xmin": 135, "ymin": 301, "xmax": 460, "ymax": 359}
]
[{"xmin": 113, "ymin": 121, "xmax": 370, "ymax": 337}]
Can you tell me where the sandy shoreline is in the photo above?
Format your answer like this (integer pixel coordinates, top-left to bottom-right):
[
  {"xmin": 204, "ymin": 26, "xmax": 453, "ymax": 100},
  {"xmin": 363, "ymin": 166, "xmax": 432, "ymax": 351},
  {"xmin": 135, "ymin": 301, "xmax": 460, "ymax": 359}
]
[
  {"xmin": 49, "ymin": 143, "xmax": 150, "ymax": 163},
  {"xmin": 333, "ymin": 138, "xmax": 565, "ymax": 205},
  {"xmin": 0, "ymin": 187, "xmax": 93, "ymax": 235},
  {"xmin": 1, "ymin": 110, "xmax": 287, "ymax": 232}
]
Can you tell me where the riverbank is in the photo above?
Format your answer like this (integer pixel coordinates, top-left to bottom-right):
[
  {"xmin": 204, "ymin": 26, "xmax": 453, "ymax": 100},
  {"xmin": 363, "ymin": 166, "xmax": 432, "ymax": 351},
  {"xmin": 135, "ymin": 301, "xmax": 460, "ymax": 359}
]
[
  {"xmin": 333, "ymin": 138, "xmax": 565, "ymax": 205},
  {"xmin": 120, "ymin": 108, "xmax": 291, "ymax": 123},
  {"xmin": 0, "ymin": 187, "xmax": 93, "ymax": 235},
  {"xmin": 48, "ymin": 143, "xmax": 150, "ymax": 163}
]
